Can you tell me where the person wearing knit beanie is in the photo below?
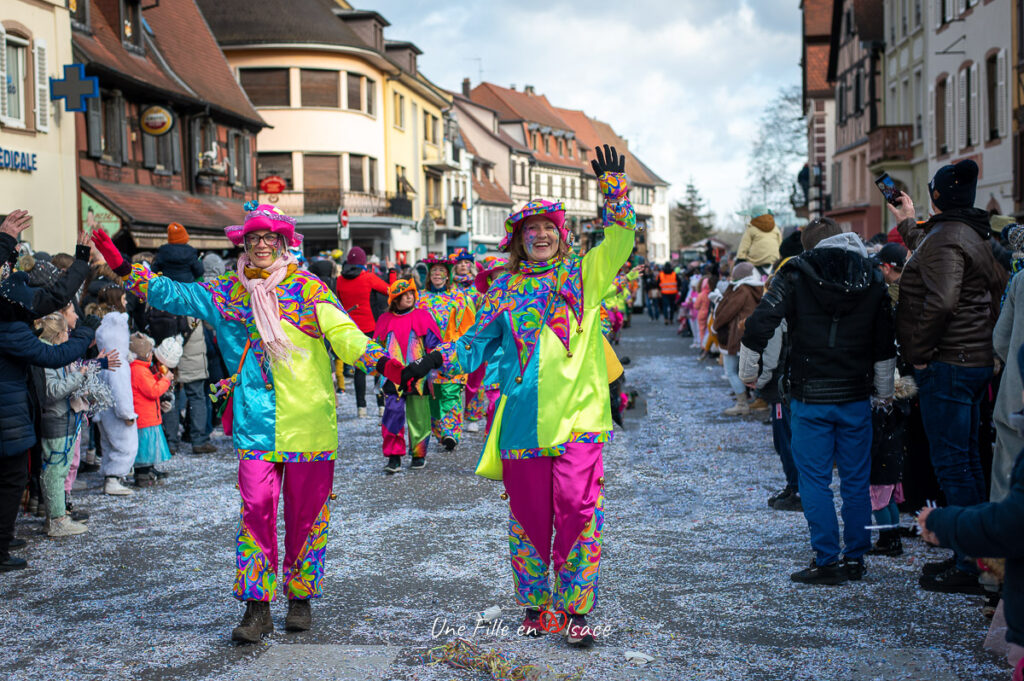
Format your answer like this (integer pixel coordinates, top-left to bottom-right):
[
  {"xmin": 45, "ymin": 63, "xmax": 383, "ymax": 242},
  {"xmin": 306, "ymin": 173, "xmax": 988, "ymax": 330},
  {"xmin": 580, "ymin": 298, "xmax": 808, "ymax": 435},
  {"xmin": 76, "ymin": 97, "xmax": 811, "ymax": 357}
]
[
  {"xmin": 346, "ymin": 246, "xmax": 367, "ymax": 266},
  {"xmin": 167, "ymin": 222, "xmax": 189, "ymax": 245},
  {"xmin": 129, "ymin": 332, "xmax": 155, "ymax": 360},
  {"xmin": 154, "ymin": 335, "xmax": 183, "ymax": 369},
  {"xmin": 929, "ymin": 159, "xmax": 979, "ymax": 211},
  {"xmin": 801, "ymin": 217, "xmax": 842, "ymax": 251}
]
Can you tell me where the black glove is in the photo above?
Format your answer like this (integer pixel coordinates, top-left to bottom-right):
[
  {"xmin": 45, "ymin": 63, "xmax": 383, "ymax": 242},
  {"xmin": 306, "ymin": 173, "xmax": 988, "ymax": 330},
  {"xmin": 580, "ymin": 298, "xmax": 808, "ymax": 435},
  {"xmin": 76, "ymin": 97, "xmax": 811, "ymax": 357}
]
[
  {"xmin": 79, "ymin": 314, "xmax": 102, "ymax": 331},
  {"xmin": 399, "ymin": 350, "xmax": 443, "ymax": 389},
  {"xmin": 591, "ymin": 144, "xmax": 626, "ymax": 178}
]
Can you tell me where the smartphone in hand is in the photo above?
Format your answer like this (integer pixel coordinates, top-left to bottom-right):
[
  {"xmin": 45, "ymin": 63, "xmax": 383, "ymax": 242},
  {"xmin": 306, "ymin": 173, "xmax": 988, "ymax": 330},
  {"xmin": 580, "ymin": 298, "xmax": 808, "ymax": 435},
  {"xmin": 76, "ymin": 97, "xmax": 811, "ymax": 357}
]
[{"xmin": 874, "ymin": 172, "xmax": 902, "ymax": 206}]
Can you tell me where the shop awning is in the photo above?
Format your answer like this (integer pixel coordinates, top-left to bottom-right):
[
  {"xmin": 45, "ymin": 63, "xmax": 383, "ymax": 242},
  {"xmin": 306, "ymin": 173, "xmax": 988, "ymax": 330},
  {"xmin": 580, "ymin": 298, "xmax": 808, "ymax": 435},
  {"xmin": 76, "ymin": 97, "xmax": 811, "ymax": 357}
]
[{"xmin": 81, "ymin": 177, "xmax": 243, "ymax": 249}]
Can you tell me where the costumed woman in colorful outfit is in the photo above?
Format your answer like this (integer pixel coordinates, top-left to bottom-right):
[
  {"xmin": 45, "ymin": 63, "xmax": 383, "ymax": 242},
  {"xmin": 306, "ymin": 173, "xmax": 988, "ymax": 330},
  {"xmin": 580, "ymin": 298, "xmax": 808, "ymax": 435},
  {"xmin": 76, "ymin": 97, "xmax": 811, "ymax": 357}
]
[
  {"xmin": 90, "ymin": 203, "xmax": 389, "ymax": 643},
  {"xmin": 402, "ymin": 145, "xmax": 635, "ymax": 647},
  {"xmin": 374, "ymin": 278, "xmax": 443, "ymax": 473},
  {"xmin": 417, "ymin": 255, "xmax": 474, "ymax": 450}
]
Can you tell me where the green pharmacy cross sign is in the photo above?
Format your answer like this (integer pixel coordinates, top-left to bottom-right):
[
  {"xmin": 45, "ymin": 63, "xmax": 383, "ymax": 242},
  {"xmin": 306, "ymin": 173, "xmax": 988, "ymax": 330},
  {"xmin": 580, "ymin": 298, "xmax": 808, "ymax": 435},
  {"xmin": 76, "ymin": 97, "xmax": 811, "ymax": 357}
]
[{"xmin": 50, "ymin": 64, "xmax": 99, "ymax": 113}]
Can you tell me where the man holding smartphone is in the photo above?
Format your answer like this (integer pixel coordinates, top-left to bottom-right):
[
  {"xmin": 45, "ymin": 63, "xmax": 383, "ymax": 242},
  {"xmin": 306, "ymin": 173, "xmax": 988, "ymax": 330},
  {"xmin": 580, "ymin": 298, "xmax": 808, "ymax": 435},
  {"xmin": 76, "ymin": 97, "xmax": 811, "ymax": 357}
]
[{"xmin": 888, "ymin": 159, "xmax": 1007, "ymax": 595}]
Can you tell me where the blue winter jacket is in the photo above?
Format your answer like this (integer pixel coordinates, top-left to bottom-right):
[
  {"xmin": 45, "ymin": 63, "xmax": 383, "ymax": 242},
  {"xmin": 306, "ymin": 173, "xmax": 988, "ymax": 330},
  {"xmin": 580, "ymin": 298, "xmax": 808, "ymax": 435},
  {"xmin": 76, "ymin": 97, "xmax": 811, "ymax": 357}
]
[
  {"xmin": 927, "ymin": 438, "xmax": 1024, "ymax": 646},
  {"xmin": 152, "ymin": 243, "xmax": 203, "ymax": 284},
  {"xmin": 0, "ymin": 321, "xmax": 94, "ymax": 457}
]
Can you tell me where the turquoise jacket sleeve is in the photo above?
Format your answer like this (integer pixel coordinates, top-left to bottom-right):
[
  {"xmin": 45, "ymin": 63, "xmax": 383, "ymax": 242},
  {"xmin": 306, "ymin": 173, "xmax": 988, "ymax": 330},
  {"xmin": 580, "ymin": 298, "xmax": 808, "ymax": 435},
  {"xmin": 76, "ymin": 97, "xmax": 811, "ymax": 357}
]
[
  {"xmin": 124, "ymin": 263, "xmax": 220, "ymax": 325},
  {"xmin": 441, "ymin": 296, "xmax": 504, "ymax": 377}
]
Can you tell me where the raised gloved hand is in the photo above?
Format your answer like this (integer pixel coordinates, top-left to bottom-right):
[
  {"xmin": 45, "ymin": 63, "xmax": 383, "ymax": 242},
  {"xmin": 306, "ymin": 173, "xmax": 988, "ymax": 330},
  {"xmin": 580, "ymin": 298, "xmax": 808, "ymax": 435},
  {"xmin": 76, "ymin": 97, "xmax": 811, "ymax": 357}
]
[
  {"xmin": 90, "ymin": 229, "xmax": 130, "ymax": 276},
  {"xmin": 400, "ymin": 350, "xmax": 443, "ymax": 391},
  {"xmin": 591, "ymin": 144, "xmax": 625, "ymax": 178}
]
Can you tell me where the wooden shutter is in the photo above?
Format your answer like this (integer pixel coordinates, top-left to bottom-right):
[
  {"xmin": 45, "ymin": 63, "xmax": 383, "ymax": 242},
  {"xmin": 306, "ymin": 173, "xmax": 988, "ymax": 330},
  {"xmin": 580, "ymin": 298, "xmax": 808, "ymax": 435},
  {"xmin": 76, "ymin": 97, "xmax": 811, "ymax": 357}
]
[
  {"xmin": 170, "ymin": 122, "xmax": 182, "ymax": 174},
  {"xmin": 117, "ymin": 95, "xmax": 129, "ymax": 164},
  {"xmin": 0, "ymin": 26, "xmax": 8, "ymax": 124},
  {"xmin": 969, "ymin": 62, "xmax": 979, "ymax": 146},
  {"xmin": 227, "ymin": 131, "xmax": 238, "ymax": 184},
  {"xmin": 944, "ymin": 75, "xmax": 954, "ymax": 153},
  {"xmin": 997, "ymin": 48, "xmax": 1008, "ymax": 139},
  {"xmin": 142, "ymin": 131, "xmax": 156, "ymax": 168},
  {"xmin": 239, "ymin": 68, "xmax": 289, "ymax": 107},
  {"xmin": 303, "ymin": 154, "xmax": 340, "ymax": 189},
  {"xmin": 944, "ymin": 0, "xmax": 954, "ymax": 22},
  {"xmin": 33, "ymin": 38, "xmax": 48, "ymax": 132},
  {"xmin": 300, "ymin": 69, "xmax": 339, "ymax": 108},
  {"xmin": 242, "ymin": 134, "xmax": 252, "ymax": 187},
  {"xmin": 928, "ymin": 82, "xmax": 935, "ymax": 156},
  {"xmin": 86, "ymin": 95, "xmax": 102, "ymax": 158},
  {"xmin": 956, "ymin": 71, "xmax": 966, "ymax": 150}
]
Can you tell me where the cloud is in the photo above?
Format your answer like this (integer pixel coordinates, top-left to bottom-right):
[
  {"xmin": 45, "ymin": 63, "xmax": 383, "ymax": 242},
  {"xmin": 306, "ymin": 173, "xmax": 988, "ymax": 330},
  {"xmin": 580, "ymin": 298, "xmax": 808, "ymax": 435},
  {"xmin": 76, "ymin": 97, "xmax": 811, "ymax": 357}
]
[{"xmin": 363, "ymin": 0, "xmax": 802, "ymax": 228}]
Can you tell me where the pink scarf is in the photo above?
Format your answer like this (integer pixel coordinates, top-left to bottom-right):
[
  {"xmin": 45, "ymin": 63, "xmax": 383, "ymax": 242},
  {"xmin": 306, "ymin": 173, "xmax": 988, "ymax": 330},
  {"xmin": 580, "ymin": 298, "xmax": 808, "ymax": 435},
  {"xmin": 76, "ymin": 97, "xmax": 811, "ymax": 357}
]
[{"xmin": 236, "ymin": 252, "xmax": 301, "ymax": 364}]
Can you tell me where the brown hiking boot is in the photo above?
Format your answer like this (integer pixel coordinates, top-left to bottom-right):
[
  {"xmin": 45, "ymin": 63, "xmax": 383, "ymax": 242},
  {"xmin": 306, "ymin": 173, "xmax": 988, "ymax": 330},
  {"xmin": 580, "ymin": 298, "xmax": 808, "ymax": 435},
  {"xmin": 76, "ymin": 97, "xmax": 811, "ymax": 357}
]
[
  {"xmin": 748, "ymin": 397, "xmax": 770, "ymax": 412},
  {"xmin": 285, "ymin": 598, "xmax": 312, "ymax": 632},
  {"xmin": 231, "ymin": 600, "xmax": 273, "ymax": 643}
]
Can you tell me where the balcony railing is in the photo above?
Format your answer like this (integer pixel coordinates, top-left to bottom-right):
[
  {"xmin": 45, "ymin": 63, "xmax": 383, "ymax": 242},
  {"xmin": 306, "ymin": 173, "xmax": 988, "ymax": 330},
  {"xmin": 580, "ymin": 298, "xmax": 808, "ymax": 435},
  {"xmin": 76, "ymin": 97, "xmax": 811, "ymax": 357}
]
[
  {"xmin": 257, "ymin": 189, "xmax": 414, "ymax": 218},
  {"xmin": 868, "ymin": 125, "xmax": 914, "ymax": 165}
]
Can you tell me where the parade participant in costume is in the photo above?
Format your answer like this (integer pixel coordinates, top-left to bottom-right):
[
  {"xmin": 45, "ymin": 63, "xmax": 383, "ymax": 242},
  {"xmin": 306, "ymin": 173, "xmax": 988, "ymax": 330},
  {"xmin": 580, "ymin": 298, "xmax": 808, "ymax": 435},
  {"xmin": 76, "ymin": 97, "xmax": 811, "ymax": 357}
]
[
  {"xmin": 90, "ymin": 287, "xmax": 138, "ymax": 497},
  {"xmin": 374, "ymin": 278, "xmax": 443, "ymax": 473},
  {"xmin": 451, "ymin": 248, "xmax": 488, "ymax": 432},
  {"xmin": 401, "ymin": 145, "xmax": 635, "ymax": 647},
  {"xmin": 90, "ymin": 202, "xmax": 392, "ymax": 643},
  {"xmin": 601, "ymin": 265, "xmax": 640, "ymax": 344},
  {"xmin": 474, "ymin": 262, "xmax": 508, "ymax": 431},
  {"xmin": 417, "ymin": 255, "xmax": 474, "ymax": 450}
]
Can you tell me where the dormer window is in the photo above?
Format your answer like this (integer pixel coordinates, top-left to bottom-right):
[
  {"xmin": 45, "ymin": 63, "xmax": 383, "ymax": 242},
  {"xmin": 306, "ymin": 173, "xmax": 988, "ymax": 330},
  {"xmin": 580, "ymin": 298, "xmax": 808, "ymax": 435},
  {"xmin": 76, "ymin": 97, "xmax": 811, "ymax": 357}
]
[
  {"xmin": 120, "ymin": 0, "xmax": 142, "ymax": 52},
  {"xmin": 69, "ymin": 0, "xmax": 90, "ymax": 32}
]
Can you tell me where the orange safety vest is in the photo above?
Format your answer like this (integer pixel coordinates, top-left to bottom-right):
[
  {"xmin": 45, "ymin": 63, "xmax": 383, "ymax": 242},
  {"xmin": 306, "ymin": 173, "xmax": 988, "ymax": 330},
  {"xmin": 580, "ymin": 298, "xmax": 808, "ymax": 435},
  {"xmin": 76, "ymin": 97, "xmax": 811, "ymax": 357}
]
[{"xmin": 659, "ymin": 272, "xmax": 678, "ymax": 295}]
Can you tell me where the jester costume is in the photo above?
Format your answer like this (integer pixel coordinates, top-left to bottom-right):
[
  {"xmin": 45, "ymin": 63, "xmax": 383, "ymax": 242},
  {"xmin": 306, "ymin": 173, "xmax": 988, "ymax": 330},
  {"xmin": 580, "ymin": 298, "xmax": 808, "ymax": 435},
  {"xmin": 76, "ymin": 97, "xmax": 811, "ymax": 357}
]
[
  {"xmin": 437, "ymin": 169, "xmax": 636, "ymax": 623},
  {"xmin": 103, "ymin": 205, "xmax": 387, "ymax": 615},
  {"xmin": 374, "ymin": 279, "xmax": 443, "ymax": 464},
  {"xmin": 450, "ymin": 248, "xmax": 488, "ymax": 425},
  {"xmin": 601, "ymin": 268, "xmax": 639, "ymax": 342},
  {"xmin": 417, "ymin": 256, "xmax": 475, "ymax": 447}
]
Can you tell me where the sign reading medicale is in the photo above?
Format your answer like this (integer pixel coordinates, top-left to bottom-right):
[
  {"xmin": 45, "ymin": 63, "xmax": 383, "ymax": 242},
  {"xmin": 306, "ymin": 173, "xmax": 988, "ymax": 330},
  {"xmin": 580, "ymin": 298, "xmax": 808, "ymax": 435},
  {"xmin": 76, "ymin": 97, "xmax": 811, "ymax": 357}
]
[{"xmin": 0, "ymin": 147, "xmax": 39, "ymax": 173}]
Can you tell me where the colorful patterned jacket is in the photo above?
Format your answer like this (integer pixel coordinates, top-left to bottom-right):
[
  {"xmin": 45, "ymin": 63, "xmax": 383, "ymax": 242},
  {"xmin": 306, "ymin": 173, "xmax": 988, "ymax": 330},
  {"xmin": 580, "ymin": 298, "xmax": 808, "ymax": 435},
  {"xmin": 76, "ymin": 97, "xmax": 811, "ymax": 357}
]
[
  {"xmin": 124, "ymin": 266, "xmax": 385, "ymax": 462},
  {"xmin": 439, "ymin": 172, "xmax": 636, "ymax": 453},
  {"xmin": 418, "ymin": 287, "xmax": 474, "ymax": 385}
]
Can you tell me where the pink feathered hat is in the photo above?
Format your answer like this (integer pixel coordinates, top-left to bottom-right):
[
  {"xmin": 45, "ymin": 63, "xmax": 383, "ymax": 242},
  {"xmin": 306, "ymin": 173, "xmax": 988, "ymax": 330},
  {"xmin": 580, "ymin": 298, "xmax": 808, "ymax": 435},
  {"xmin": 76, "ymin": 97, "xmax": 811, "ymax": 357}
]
[
  {"xmin": 225, "ymin": 201, "xmax": 303, "ymax": 248},
  {"xmin": 499, "ymin": 200, "xmax": 568, "ymax": 252}
]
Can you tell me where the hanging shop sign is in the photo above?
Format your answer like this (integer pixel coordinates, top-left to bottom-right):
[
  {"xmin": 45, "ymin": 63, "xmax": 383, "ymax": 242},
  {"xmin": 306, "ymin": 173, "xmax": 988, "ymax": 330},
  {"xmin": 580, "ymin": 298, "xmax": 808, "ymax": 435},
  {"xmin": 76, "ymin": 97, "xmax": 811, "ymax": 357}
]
[{"xmin": 140, "ymin": 106, "xmax": 175, "ymax": 136}]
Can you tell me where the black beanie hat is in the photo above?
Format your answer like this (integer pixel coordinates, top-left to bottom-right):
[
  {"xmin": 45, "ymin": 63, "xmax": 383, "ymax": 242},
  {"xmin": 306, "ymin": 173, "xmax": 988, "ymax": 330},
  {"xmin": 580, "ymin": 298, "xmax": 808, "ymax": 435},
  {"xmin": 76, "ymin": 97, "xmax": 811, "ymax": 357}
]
[{"xmin": 929, "ymin": 159, "xmax": 979, "ymax": 211}]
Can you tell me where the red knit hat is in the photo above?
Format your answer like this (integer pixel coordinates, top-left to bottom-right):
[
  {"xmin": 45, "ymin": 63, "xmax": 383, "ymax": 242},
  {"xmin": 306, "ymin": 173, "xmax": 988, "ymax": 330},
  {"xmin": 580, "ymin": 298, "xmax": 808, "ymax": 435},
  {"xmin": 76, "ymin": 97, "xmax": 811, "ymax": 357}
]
[{"xmin": 167, "ymin": 222, "xmax": 189, "ymax": 245}]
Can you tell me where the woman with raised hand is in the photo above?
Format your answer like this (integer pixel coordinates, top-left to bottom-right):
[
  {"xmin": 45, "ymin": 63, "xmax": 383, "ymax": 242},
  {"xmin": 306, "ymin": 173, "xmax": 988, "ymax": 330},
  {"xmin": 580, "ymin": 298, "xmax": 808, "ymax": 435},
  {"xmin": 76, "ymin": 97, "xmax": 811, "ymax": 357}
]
[
  {"xmin": 90, "ymin": 203, "xmax": 396, "ymax": 643},
  {"xmin": 401, "ymin": 145, "xmax": 636, "ymax": 648}
]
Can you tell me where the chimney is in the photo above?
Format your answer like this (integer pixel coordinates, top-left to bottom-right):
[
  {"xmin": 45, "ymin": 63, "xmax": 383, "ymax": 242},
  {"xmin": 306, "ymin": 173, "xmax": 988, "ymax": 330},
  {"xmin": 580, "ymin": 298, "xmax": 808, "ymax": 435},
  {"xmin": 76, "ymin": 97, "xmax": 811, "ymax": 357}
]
[
  {"xmin": 510, "ymin": 83, "xmax": 516, "ymax": 91},
  {"xmin": 462, "ymin": 77, "xmax": 471, "ymax": 97},
  {"xmin": 524, "ymin": 84, "xmax": 535, "ymax": 94}
]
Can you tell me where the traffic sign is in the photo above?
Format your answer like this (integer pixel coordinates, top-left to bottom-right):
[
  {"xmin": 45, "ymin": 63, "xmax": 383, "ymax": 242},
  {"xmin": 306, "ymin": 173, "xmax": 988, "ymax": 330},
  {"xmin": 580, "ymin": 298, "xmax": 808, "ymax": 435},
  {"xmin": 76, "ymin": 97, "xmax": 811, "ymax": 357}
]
[{"xmin": 340, "ymin": 209, "xmax": 349, "ymax": 228}]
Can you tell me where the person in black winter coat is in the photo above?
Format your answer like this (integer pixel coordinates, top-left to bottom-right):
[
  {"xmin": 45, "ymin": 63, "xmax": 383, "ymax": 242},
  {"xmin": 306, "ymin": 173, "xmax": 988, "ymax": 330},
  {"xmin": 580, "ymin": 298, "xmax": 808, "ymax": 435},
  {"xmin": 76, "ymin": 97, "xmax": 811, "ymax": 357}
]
[
  {"xmin": 151, "ymin": 223, "xmax": 203, "ymax": 284},
  {"xmin": 0, "ymin": 274, "xmax": 98, "ymax": 571},
  {"xmin": 0, "ymin": 219, "xmax": 93, "ymax": 323},
  {"xmin": 918, "ymin": 342, "xmax": 1024, "ymax": 675},
  {"xmin": 740, "ymin": 221, "xmax": 897, "ymax": 586}
]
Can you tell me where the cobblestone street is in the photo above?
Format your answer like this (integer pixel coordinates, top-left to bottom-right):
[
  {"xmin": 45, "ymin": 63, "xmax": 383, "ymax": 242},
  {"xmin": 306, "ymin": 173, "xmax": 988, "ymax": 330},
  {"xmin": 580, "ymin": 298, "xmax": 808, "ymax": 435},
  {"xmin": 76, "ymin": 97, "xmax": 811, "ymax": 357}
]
[{"xmin": 0, "ymin": 316, "xmax": 1007, "ymax": 680}]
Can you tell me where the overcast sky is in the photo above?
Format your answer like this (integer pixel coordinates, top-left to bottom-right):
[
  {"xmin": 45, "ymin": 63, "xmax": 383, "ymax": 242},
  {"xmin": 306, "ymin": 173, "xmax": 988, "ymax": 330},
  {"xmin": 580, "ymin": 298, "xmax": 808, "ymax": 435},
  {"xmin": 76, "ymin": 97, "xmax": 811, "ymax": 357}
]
[{"xmin": 363, "ymin": 0, "xmax": 802, "ymax": 229}]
